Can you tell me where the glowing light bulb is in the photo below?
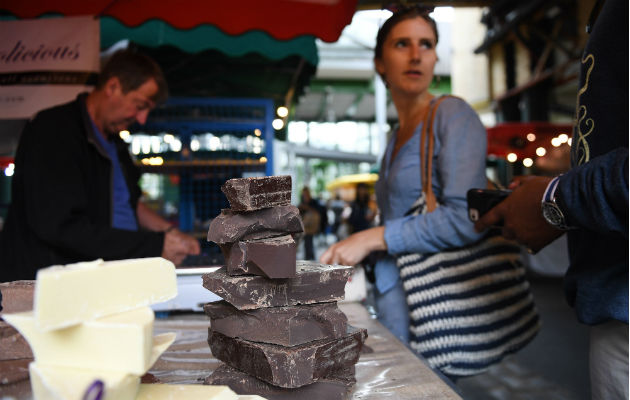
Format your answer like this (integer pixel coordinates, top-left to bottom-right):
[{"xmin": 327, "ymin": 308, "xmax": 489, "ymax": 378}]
[
  {"xmin": 149, "ymin": 157, "xmax": 164, "ymax": 166},
  {"xmin": 536, "ymin": 147, "xmax": 547, "ymax": 157},
  {"xmin": 4, "ymin": 163, "xmax": 14, "ymax": 177},
  {"xmin": 209, "ymin": 136, "xmax": 221, "ymax": 151},
  {"xmin": 190, "ymin": 139, "xmax": 200, "ymax": 151},
  {"xmin": 277, "ymin": 106, "xmax": 289, "ymax": 118},
  {"xmin": 171, "ymin": 139, "xmax": 182, "ymax": 152},
  {"xmin": 526, "ymin": 133, "xmax": 536, "ymax": 142},
  {"xmin": 272, "ymin": 119, "xmax": 284, "ymax": 130},
  {"xmin": 523, "ymin": 158, "xmax": 533, "ymax": 168},
  {"xmin": 507, "ymin": 153, "xmax": 518, "ymax": 163}
]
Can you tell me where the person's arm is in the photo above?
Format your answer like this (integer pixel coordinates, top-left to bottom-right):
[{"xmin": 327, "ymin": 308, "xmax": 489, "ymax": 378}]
[
  {"xmin": 136, "ymin": 201, "xmax": 173, "ymax": 232},
  {"xmin": 320, "ymin": 99, "xmax": 487, "ymax": 264},
  {"xmin": 474, "ymin": 176, "xmax": 563, "ymax": 252},
  {"xmin": 557, "ymin": 148, "xmax": 628, "ymax": 236},
  {"xmin": 320, "ymin": 226, "xmax": 386, "ymax": 265},
  {"xmin": 384, "ymin": 98, "xmax": 488, "ymax": 255},
  {"xmin": 475, "ymin": 148, "xmax": 628, "ymax": 251}
]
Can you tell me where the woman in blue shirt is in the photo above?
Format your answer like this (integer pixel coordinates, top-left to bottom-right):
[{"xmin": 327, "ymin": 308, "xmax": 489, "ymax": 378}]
[{"xmin": 321, "ymin": 7, "xmax": 487, "ymax": 345}]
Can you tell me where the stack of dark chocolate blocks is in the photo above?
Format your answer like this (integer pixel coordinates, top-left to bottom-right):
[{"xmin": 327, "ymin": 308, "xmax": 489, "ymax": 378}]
[{"xmin": 202, "ymin": 175, "xmax": 367, "ymax": 400}]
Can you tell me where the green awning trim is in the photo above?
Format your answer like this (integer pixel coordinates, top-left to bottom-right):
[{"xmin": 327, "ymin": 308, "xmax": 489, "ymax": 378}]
[
  {"xmin": 100, "ymin": 17, "xmax": 318, "ymax": 65},
  {"xmin": 0, "ymin": 14, "xmax": 318, "ymax": 65}
]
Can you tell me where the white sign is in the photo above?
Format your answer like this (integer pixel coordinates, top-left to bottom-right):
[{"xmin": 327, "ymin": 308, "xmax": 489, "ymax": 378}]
[{"xmin": 0, "ymin": 16, "xmax": 100, "ymax": 119}]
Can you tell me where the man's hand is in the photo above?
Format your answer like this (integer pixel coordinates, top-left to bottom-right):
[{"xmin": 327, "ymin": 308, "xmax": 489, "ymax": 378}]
[
  {"xmin": 161, "ymin": 228, "xmax": 201, "ymax": 265},
  {"xmin": 320, "ymin": 226, "xmax": 386, "ymax": 266},
  {"xmin": 474, "ymin": 175, "xmax": 564, "ymax": 253}
]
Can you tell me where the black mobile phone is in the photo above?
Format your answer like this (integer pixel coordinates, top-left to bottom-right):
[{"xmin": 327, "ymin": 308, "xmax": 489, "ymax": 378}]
[{"xmin": 466, "ymin": 188, "xmax": 511, "ymax": 222}]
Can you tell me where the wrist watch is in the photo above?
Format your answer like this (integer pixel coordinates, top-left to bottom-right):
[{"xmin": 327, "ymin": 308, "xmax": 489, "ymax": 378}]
[{"xmin": 541, "ymin": 176, "xmax": 570, "ymax": 230}]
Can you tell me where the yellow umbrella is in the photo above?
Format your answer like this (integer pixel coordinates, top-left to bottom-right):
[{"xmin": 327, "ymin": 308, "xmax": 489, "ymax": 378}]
[{"xmin": 325, "ymin": 173, "xmax": 379, "ymax": 192}]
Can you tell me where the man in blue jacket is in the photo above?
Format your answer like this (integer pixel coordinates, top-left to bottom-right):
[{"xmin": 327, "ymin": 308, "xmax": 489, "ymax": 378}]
[
  {"xmin": 0, "ymin": 50, "xmax": 200, "ymax": 281},
  {"xmin": 476, "ymin": 1, "xmax": 628, "ymax": 398}
]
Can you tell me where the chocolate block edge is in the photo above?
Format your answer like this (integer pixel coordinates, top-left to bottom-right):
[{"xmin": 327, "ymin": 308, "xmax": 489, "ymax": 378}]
[
  {"xmin": 204, "ymin": 363, "xmax": 356, "ymax": 400},
  {"xmin": 204, "ymin": 301, "xmax": 348, "ymax": 346},
  {"xmin": 202, "ymin": 264, "xmax": 353, "ymax": 310},
  {"xmin": 221, "ymin": 176, "xmax": 292, "ymax": 211},
  {"xmin": 208, "ymin": 326, "xmax": 367, "ymax": 388}
]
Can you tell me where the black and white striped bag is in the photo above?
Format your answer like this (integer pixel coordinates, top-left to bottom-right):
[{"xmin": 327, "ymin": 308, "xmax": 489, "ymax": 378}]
[{"xmin": 396, "ymin": 96, "xmax": 540, "ymax": 377}]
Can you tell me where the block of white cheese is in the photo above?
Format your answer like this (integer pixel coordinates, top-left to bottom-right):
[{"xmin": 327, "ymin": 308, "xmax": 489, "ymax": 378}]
[
  {"xmin": 148, "ymin": 332, "xmax": 177, "ymax": 368},
  {"xmin": 136, "ymin": 384, "xmax": 238, "ymax": 400},
  {"xmin": 34, "ymin": 258, "xmax": 176, "ymax": 331},
  {"xmin": 29, "ymin": 362, "xmax": 140, "ymax": 400},
  {"xmin": 4, "ymin": 308, "xmax": 176, "ymax": 375}
]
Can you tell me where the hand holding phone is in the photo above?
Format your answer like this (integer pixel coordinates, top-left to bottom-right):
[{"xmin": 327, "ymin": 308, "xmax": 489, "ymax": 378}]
[{"xmin": 467, "ymin": 189, "xmax": 511, "ymax": 222}]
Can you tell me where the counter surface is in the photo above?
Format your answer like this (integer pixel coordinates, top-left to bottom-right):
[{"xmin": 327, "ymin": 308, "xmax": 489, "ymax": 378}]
[
  {"xmin": 0, "ymin": 302, "xmax": 462, "ymax": 400},
  {"xmin": 149, "ymin": 302, "xmax": 462, "ymax": 399}
]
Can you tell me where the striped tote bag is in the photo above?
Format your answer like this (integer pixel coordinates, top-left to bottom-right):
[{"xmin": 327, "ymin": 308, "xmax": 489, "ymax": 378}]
[
  {"xmin": 397, "ymin": 214, "xmax": 541, "ymax": 377},
  {"xmin": 396, "ymin": 96, "xmax": 540, "ymax": 377}
]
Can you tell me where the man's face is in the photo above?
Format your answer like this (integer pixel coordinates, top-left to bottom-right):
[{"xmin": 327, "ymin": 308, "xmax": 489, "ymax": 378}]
[{"xmin": 102, "ymin": 77, "xmax": 158, "ymax": 136}]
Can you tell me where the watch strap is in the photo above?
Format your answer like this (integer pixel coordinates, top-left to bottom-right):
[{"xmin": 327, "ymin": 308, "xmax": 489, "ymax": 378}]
[{"xmin": 542, "ymin": 176, "xmax": 561, "ymax": 204}]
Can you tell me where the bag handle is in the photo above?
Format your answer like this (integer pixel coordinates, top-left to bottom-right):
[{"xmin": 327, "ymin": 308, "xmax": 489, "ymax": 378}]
[
  {"xmin": 421, "ymin": 95, "xmax": 452, "ymax": 213},
  {"xmin": 421, "ymin": 97, "xmax": 502, "ymax": 212}
]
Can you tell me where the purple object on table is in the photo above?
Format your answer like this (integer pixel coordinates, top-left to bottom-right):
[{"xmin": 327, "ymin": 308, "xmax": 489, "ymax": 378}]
[{"xmin": 82, "ymin": 379, "xmax": 104, "ymax": 400}]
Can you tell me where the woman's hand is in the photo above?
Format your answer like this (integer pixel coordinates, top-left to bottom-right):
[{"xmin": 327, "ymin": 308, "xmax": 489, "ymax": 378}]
[{"xmin": 320, "ymin": 226, "xmax": 386, "ymax": 266}]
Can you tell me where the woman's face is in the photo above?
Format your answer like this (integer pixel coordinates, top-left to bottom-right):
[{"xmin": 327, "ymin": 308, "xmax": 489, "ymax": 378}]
[{"xmin": 375, "ymin": 16, "xmax": 437, "ymax": 97}]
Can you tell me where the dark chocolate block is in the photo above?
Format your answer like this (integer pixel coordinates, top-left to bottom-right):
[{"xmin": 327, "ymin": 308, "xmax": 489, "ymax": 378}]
[
  {"xmin": 221, "ymin": 175, "xmax": 291, "ymax": 211},
  {"xmin": 204, "ymin": 364, "xmax": 355, "ymax": 400},
  {"xmin": 0, "ymin": 281, "xmax": 35, "ymax": 314},
  {"xmin": 202, "ymin": 261, "xmax": 353, "ymax": 310},
  {"xmin": 204, "ymin": 301, "xmax": 347, "ymax": 346},
  {"xmin": 0, "ymin": 358, "xmax": 30, "ymax": 385},
  {"xmin": 0, "ymin": 322, "xmax": 32, "ymax": 360},
  {"xmin": 222, "ymin": 235, "xmax": 297, "ymax": 278},
  {"xmin": 140, "ymin": 372, "xmax": 162, "ymax": 384},
  {"xmin": 208, "ymin": 205, "xmax": 303, "ymax": 244},
  {"xmin": 208, "ymin": 325, "xmax": 367, "ymax": 388}
]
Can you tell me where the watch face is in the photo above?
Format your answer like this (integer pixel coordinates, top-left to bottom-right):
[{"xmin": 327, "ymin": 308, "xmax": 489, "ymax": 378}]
[{"xmin": 542, "ymin": 202, "xmax": 564, "ymax": 228}]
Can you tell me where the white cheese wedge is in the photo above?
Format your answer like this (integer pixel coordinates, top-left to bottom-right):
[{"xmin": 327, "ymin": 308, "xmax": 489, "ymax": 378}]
[
  {"xmin": 29, "ymin": 362, "xmax": 140, "ymax": 400},
  {"xmin": 4, "ymin": 308, "xmax": 176, "ymax": 375},
  {"xmin": 136, "ymin": 384, "xmax": 238, "ymax": 400},
  {"xmin": 148, "ymin": 332, "xmax": 177, "ymax": 368},
  {"xmin": 34, "ymin": 258, "xmax": 176, "ymax": 331}
]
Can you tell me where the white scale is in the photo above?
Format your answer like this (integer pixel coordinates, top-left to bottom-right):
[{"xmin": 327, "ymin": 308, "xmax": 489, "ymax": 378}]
[{"xmin": 152, "ymin": 267, "xmax": 222, "ymax": 312}]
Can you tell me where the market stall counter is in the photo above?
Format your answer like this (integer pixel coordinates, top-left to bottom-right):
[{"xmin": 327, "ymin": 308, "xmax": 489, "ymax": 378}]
[
  {"xmin": 0, "ymin": 301, "xmax": 462, "ymax": 399},
  {"xmin": 149, "ymin": 302, "xmax": 462, "ymax": 399}
]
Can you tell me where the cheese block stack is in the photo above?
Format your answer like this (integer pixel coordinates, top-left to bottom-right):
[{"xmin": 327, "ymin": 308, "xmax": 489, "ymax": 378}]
[
  {"xmin": 2, "ymin": 258, "xmax": 244, "ymax": 400},
  {"xmin": 203, "ymin": 176, "xmax": 367, "ymax": 400}
]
